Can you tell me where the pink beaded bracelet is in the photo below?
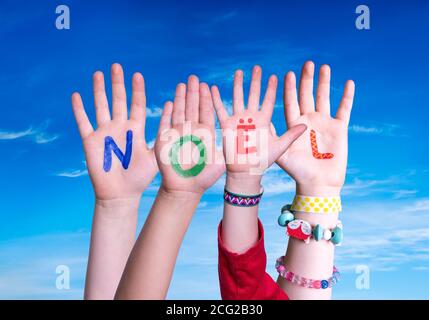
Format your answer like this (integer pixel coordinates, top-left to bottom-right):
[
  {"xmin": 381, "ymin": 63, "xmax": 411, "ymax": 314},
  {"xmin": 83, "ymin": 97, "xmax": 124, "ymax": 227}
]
[{"xmin": 275, "ymin": 256, "xmax": 340, "ymax": 289}]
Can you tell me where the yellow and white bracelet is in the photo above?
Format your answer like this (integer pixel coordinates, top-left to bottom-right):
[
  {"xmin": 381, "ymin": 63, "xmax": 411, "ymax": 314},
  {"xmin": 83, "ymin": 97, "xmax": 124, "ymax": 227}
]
[{"xmin": 290, "ymin": 195, "xmax": 342, "ymax": 214}]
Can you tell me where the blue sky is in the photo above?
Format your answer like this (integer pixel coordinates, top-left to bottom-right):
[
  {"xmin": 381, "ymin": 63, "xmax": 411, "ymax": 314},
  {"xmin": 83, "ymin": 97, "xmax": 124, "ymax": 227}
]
[{"xmin": 1, "ymin": 0, "xmax": 429, "ymax": 299}]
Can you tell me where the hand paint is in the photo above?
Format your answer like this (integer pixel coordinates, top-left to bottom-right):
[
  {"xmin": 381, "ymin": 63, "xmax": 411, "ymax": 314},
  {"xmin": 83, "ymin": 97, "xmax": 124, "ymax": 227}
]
[
  {"xmin": 310, "ymin": 129, "xmax": 334, "ymax": 159},
  {"xmin": 237, "ymin": 118, "xmax": 257, "ymax": 154},
  {"xmin": 169, "ymin": 135, "xmax": 206, "ymax": 178},
  {"xmin": 103, "ymin": 130, "xmax": 133, "ymax": 172}
]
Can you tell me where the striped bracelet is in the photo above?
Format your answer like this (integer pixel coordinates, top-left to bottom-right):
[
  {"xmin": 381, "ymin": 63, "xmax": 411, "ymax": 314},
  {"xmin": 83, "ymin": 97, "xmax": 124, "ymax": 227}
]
[
  {"xmin": 223, "ymin": 188, "xmax": 264, "ymax": 207},
  {"xmin": 276, "ymin": 256, "xmax": 340, "ymax": 289}
]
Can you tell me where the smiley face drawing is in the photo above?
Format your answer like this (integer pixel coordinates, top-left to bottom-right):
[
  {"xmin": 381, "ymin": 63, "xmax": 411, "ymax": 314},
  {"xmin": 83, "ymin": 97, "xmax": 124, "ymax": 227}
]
[{"xmin": 286, "ymin": 219, "xmax": 312, "ymax": 244}]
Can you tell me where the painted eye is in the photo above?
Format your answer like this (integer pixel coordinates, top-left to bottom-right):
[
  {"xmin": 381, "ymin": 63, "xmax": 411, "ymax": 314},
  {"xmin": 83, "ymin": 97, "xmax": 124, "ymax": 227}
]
[{"xmin": 288, "ymin": 220, "xmax": 300, "ymax": 230}]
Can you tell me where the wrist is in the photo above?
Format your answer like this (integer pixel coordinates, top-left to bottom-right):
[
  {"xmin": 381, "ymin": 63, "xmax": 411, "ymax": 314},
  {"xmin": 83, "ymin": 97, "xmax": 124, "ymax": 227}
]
[
  {"xmin": 95, "ymin": 196, "xmax": 141, "ymax": 209},
  {"xmin": 94, "ymin": 196, "xmax": 141, "ymax": 220},
  {"xmin": 225, "ymin": 172, "xmax": 262, "ymax": 194},
  {"xmin": 296, "ymin": 183, "xmax": 342, "ymax": 197},
  {"xmin": 158, "ymin": 184, "xmax": 203, "ymax": 201}
]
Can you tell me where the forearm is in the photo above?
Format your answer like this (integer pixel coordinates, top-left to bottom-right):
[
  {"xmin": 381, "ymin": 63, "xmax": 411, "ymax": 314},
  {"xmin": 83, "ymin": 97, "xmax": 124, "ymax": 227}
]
[
  {"xmin": 115, "ymin": 186, "xmax": 201, "ymax": 299},
  {"xmin": 84, "ymin": 197, "xmax": 140, "ymax": 300},
  {"xmin": 277, "ymin": 184, "xmax": 340, "ymax": 300},
  {"xmin": 221, "ymin": 173, "xmax": 262, "ymax": 254}
]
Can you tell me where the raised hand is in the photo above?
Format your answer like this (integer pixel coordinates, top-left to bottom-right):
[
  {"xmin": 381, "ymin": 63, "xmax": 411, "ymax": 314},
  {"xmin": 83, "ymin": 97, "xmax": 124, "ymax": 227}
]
[
  {"xmin": 155, "ymin": 75, "xmax": 225, "ymax": 194},
  {"xmin": 115, "ymin": 76, "xmax": 226, "ymax": 299},
  {"xmin": 276, "ymin": 61, "xmax": 355, "ymax": 195},
  {"xmin": 211, "ymin": 65, "xmax": 307, "ymax": 178},
  {"xmin": 72, "ymin": 63, "xmax": 158, "ymax": 200}
]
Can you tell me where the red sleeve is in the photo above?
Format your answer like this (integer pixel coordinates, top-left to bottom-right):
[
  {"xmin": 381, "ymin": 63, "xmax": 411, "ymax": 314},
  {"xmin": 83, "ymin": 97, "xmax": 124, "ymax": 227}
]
[{"xmin": 217, "ymin": 219, "xmax": 289, "ymax": 300}]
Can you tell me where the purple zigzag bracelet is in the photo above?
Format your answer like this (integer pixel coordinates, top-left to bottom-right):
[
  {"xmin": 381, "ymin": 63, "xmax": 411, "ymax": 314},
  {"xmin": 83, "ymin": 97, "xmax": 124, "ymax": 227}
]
[{"xmin": 223, "ymin": 188, "xmax": 263, "ymax": 207}]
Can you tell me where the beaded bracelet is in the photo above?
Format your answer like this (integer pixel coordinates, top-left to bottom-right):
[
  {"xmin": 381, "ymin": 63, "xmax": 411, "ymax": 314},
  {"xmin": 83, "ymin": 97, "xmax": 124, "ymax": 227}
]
[
  {"xmin": 223, "ymin": 188, "xmax": 263, "ymax": 207},
  {"xmin": 276, "ymin": 256, "xmax": 340, "ymax": 289},
  {"xmin": 278, "ymin": 206, "xmax": 343, "ymax": 245}
]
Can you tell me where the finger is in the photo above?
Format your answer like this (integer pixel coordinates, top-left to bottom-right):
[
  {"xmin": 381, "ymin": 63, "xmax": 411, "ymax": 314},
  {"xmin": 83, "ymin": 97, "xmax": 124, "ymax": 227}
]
[
  {"xmin": 261, "ymin": 74, "xmax": 278, "ymax": 120},
  {"xmin": 283, "ymin": 71, "xmax": 300, "ymax": 126},
  {"xmin": 130, "ymin": 72, "xmax": 146, "ymax": 129},
  {"xmin": 233, "ymin": 69, "xmax": 244, "ymax": 114},
  {"xmin": 199, "ymin": 83, "xmax": 215, "ymax": 127},
  {"xmin": 336, "ymin": 80, "xmax": 355, "ymax": 125},
  {"xmin": 247, "ymin": 65, "xmax": 262, "ymax": 112},
  {"xmin": 111, "ymin": 63, "xmax": 128, "ymax": 121},
  {"xmin": 316, "ymin": 64, "xmax": 331, "ymax": 115},
  {"xmin": 71, "ymin": 92, "xmax": 94, "ymax": 139},
  {"xmin": 211, "ymin": 85, "xmax": 229, "ymax": 125},
  {"xmin": 172, "ymin": 83, "xmax": 186, "ymax": 126},
  {"xmin": 298, "ymin": 61, "xmax": 315, "ymax": 114},
  {"xmin": 271, "ymin": 124, "xmax": 307, "ymax": 163},
  {"xmin": 92, "ymin": 71, "xmax": 110, "ymax": 126},
  {"xmin": 158, "ymin": 101, "xmax": 173, "ymax": 134},
  {"xmin": 185, "ymin": 75, "xmax": 199, "ymax": 123}
]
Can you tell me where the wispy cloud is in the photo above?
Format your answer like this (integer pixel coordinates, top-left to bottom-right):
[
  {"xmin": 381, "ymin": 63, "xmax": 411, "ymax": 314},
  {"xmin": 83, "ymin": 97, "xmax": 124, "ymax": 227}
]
[
  {"xmin": 349, "ymin": 123, "xmax": 400, "ymax": 136},
  {"xmin": 406, "ymin": 198, "xmax": 429, "ymax": 212},
  {"xmin": 56, "ymin": 169, "xmax": 88, "ymax": 178},
  {"xmin": 0, "ymin": 121, "xmax": 59, "ymax": 144},
  {"xmin": 146, "ymin": 106, "xmax": 163, "ymax": 118},
  {"xmin": 342, "ymin": 177, "xmax": 396, "ymax": 195},
  {"xmin": 392, "ymin": 189, "xmax": 418, "ymax": 199}
]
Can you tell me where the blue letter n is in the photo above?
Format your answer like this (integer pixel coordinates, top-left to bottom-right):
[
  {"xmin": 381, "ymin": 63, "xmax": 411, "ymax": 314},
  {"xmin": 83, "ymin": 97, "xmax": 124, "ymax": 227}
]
[{"xmin": 103, "ymin": 130, "xmax": 133, "ymax": 172}]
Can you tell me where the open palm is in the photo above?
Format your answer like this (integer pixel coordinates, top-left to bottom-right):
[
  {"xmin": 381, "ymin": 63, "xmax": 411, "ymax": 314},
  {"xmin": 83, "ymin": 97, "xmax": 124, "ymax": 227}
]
[
  {"xmin": 71, "ymin": 64, "xmax": 158, "ymax": 200},
  {"xmin": 155, "ymin": 76, "xmax": 225, "ymax": 194},
  {"xmin": 211, "ymin": 66, "xmax": 307, "ymax": 176},
  {"xmin": 276, "ymin": 62, "xmax": 355, "ymax": 191}
]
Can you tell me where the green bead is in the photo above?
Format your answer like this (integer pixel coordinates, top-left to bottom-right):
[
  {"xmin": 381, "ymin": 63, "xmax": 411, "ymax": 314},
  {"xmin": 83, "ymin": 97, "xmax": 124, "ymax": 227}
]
[
  {"xmin": 278, "ymin": 212, "xmax": 294, "ymax": 227},
  {"xmin": 331, "ymin": 226, "xmax": 343, "ymax": 245},
  {"xmin": 313, "ymin": 224, "xmax": 324, "ymax": 241}
]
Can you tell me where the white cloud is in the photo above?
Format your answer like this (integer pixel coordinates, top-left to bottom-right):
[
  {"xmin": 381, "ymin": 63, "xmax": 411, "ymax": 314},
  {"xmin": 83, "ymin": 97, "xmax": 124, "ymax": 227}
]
[
  {"xmin": 146, "ymin": 106, "xmax": 163, "ymax": 118},
  {"xmin": 406, "ymin": 198, "xmax": 429, "ymax": 212},
  {"xmin": 349, "ymin": 123, "xmax": 400, "ymax": 136},
  {"xmin": 0, "ymin": 128, "xmax": 34, "ymax": 140},
  {"xmin": 34, "ymin": 132, "xmax": 59, "ymax": 144},
  {"xmin": 412, "ymin": 266, "xmax": 429, "ymax": 271},
  {"xmin": 392, "ymin": 189, "xmax": 418, "ymax": 199},
  {"xmin": 0, "ymin": 121, "xmax": 59, "ymax": 144},
  {"xmin": 349, "ymin": 125, "xmax": 383, "ymax": 134},
  {"xmin": 56, "ymin": 169, "xmax": 88, "ymax": 178},
  {"xmin": 342, "ymin": 177, "xmax": 395, "ymax": 195}
]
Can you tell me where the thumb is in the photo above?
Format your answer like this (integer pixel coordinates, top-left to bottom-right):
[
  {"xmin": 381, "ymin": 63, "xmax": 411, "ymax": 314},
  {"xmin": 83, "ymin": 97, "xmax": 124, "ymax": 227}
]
[{"xmin": 270, "ymin": 124, "xmax": 307, "ymax": 163}]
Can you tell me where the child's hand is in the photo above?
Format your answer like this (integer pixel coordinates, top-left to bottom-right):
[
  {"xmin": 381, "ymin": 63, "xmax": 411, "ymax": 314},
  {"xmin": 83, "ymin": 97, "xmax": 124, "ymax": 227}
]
[
  {"xmin": 211, "ymin": 66, "xmax": 306, "ymax": 182},
  {"xmin": 72, "ymin": 63, "xmax": 158, "ymax": 201},
  {"xmin": 276, "ymin": 61, "xmax": 355, "ymax": 195},
  {"xmin": 155, "ymin": 76, "xmax": 225, "ymax": 195}
]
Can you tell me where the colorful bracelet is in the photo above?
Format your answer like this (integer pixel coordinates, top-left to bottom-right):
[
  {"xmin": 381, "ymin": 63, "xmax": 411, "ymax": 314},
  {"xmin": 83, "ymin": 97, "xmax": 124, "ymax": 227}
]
[
  {"xmin": 278, "ymin": 206, "xmax": 343, "ymax": 245},
  {"xmin": 291, "ymin": 195, "xmax": 342, "ymax": 214},
  {"xmin": 285, "ymin": 218, "xmax": 343, "ymax": 245},
  {"xmin": 223, "ymin": 188, "xmax": 263, "ymax": 207},
  {"xmin": 276, "ymin": 256, "xmax": 340, "ymax": 289}
]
